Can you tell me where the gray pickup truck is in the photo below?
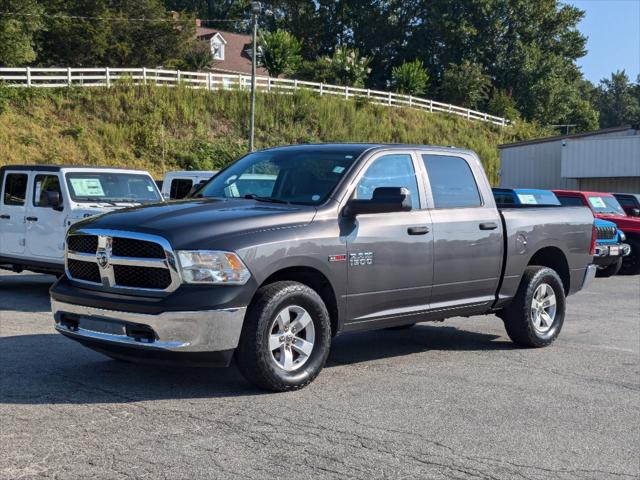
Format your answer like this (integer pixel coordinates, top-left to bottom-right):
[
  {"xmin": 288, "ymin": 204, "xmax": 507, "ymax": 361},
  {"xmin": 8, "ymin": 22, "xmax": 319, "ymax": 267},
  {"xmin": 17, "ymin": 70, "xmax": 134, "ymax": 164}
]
[{"xmin": 50, "ymin": 144, "xmax": 597, "ymax": 391}]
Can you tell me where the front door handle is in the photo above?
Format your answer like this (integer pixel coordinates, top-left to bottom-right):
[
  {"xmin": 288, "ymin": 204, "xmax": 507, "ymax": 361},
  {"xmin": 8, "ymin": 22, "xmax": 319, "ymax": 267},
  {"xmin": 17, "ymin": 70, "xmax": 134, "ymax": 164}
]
[
  {"xmin": 25, "ymin": 216, "xmax": 38, "ymax": 222},
  {"xmin": 479, "ymin": 222, "xmax": 498, "ymax": 230},
  {"xmin": 407, "ymin": 225, "xmax": 430, "ymax": 235},
  {"xmin": 0, "ymin": 214, "xmax": 9, "ymax": 220}
]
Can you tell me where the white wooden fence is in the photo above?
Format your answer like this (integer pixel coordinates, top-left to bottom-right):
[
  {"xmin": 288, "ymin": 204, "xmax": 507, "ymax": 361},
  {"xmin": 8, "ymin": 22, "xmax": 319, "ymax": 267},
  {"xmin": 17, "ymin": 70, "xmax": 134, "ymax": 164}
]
[{"xmin": 0, "ymin": 67, "xmax": 510, "ymax": 126}]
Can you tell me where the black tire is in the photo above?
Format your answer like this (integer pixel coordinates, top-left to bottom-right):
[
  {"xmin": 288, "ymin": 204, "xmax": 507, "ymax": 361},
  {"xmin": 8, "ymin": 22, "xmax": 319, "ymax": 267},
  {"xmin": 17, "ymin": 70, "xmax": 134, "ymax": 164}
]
[
  {"xmin": 235, "ymin": 281, "xmax": 332, "ymax": 392},
  {"xmin": 500, "ymin": 266, "xmax": 566, "ymax": 348},
  {"xmin": 386, "ymin": 323, "xmax": 416, "ymax": 330},
  {"xmin": 595, "ymin": 258, "xmax": 623, "ymax": 278},
  {"xmin": 619, "ymin": 237, "xmax": 640, "ymax": 275}
]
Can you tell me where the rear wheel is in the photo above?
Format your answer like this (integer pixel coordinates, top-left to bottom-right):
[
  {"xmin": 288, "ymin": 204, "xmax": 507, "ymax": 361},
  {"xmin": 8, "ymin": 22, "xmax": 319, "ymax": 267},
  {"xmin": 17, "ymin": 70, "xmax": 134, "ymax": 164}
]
[
  {"xmin": 619, "ymin": 237, "xmax": 640, "ymax": 275},
  {"xmin": 500, "ymin": 266, "xmax": 566, "ymax": 348},
  {"xmin": 235, "ymin": 281, "xmax": 332, "ymax": 392},
  {"xmin": 595, "ymin": 258, "xmax": 622, "ymax": 278}
]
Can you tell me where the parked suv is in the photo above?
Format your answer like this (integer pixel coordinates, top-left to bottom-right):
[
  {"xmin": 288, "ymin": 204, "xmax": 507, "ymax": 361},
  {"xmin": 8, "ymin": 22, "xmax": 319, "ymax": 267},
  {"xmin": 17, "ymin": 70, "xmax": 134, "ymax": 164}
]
[
  {"xmin": 592, "ymin": 218, "xmax": 630, "ymax": 277},
  {"xmin": 613, "ymin": 193, "xmax": 640, "ymax": 217},
  {"xmin": 51, "ymin": 144, "xmax": 596, "ymax": 391},
  {"xmin": 554, "ymin": 190, "xmax": 640, "ymax": 275},
  {"xmin": 0, "ymin": 165, "xmax": 162, "ymax": 275}
]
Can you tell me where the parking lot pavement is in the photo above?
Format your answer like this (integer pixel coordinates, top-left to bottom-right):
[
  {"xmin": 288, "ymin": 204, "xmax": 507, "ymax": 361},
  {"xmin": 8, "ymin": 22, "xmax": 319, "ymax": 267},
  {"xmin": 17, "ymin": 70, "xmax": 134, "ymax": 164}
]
[{"xmin": 0, "ymin": 271, "xmax": 638, "ymax": 480}]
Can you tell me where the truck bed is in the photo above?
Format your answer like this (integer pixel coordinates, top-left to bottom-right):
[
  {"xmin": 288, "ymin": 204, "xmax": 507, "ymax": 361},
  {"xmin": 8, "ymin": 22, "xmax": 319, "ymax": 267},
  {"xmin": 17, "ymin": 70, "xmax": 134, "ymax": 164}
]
[{"xmin": 494, "ymin": 206, "xmax": 594, "ymax": 307}]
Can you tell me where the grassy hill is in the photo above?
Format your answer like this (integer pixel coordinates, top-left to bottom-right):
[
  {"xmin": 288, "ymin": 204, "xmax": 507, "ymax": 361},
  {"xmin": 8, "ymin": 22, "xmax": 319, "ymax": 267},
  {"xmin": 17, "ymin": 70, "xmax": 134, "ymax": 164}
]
[{"xmin": 0, "ymin": 84, "xmax": 549, "ymax": 184}]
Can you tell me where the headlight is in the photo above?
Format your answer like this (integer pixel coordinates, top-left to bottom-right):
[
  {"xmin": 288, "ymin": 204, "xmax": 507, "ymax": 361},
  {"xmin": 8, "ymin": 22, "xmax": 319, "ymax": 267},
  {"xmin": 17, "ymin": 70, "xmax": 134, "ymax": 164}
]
[
  {"xmin": 176, "ymin": 250, "xmax": 251, "ymax": 285},
  {"xmin": 619, "ymin": 231, "xmax": 626, "ymax": 241}
]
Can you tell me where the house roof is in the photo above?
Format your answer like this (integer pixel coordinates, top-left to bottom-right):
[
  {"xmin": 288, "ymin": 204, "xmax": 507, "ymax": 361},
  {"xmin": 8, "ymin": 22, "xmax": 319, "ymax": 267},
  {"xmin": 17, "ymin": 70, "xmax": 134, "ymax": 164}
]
[
  {"xmin": 498, "ymin": 125, "xmax": 637, "ymax": 150},
  {"xmin": 195, "ymin": 24, "xmax": 268, "ymax": 76}
]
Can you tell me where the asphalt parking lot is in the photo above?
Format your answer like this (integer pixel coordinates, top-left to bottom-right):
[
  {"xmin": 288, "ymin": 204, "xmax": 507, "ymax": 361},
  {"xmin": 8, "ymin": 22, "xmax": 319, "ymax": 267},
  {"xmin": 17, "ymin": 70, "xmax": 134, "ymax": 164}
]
[{"xmin": 0, "ymin": 270, "xmax": 638, "ymax": 480}]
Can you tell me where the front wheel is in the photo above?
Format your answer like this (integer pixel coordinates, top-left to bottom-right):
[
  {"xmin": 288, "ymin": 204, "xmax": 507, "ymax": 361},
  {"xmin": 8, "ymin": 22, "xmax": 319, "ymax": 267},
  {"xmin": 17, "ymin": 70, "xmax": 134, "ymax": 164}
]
[
  {"xmin": 500, "ymin": 266, "xmax": 566, "ymax": 348},
  {"xmin": 235, "ymin": 281, "xmax": 332, "ymax": 392},
  {"xmin": 595, "ymin": 258, "xmax": 622, "ymax": 278}
]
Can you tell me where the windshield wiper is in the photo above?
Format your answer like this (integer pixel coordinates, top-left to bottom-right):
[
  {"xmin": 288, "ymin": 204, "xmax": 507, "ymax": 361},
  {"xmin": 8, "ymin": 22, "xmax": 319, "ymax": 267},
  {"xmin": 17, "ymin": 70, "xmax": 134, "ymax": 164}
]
[{"xmin": 244, "ymin": 194, "xmax": 288, "ymax": 204}]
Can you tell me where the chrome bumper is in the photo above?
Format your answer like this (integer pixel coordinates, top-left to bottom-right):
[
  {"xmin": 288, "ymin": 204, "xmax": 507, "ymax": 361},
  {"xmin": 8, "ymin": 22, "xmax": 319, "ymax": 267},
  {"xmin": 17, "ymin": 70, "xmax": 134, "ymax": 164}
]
[
  {"xmin": 581, "ymin": 264, "xmax": 597, "ymax": 290},
  {"xmin": 51, "ymin": 299, "xmax": 246, "ymax": 353},
  {"xmin": 594, "ymin": 243, "xmax": 631, "ymax": 258}
]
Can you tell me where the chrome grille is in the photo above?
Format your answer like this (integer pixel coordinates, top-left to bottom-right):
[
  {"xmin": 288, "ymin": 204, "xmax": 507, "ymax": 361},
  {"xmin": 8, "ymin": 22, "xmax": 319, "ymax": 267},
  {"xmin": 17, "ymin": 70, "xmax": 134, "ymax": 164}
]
[
  {"xmin": 65, "ymin": 229, "xmax": 180, "ymax": 293},
  {"xmin": 596, "ymin": 226, "xmax": 617, "ymax": 241}
]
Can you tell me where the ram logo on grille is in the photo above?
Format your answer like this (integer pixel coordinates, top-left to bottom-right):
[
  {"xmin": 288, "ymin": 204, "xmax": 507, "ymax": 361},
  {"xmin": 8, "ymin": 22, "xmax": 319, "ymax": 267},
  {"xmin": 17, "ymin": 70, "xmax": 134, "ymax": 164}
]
[{"xmin": 66, "ymin": 230, "xmax": 179, "ymax": 292}]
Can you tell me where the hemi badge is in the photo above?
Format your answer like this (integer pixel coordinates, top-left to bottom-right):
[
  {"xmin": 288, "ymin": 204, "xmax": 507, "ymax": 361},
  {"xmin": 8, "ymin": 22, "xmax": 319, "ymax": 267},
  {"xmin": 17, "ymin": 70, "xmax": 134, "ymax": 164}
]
[{"xmin": 328, "ymin": 254, "xmax": 347, "ymax": 262}]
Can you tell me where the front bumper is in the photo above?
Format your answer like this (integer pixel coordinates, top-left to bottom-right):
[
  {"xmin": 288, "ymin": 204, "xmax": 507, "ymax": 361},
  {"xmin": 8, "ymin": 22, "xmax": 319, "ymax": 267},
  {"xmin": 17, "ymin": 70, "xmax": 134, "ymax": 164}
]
[
  {"xmin": 594, "ymin": 242, "xmax": 631, "ymax": 260},
  {"xmin": 52, "ymin": 299, "xmax": 246, "ymax": 366}
]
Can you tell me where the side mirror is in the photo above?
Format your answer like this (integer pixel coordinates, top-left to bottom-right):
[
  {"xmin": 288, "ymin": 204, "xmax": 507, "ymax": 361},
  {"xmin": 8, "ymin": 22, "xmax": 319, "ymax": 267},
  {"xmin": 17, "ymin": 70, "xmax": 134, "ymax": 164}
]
[
  {"xmin": 45, "ymin": 190, "xmax": 63, "ymax": 211},
  {"xmin": 631, "ymin": 208, "xmax": 640, "ymax": 217},
  {"xmin": 345, "ymin": 187, "xmax": 412, "ymax": 216}
]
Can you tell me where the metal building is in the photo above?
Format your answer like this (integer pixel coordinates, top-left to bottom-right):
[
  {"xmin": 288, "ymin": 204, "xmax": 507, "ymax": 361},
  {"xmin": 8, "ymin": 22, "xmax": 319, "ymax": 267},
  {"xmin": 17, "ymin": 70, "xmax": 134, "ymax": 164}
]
[{"xmin": 499, "ymin": 126, "xmax": 640, "ymax": 193}]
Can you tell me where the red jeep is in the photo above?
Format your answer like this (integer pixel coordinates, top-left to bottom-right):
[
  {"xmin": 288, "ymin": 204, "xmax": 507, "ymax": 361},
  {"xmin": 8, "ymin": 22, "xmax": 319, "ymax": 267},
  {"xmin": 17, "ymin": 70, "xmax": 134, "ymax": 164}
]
[{"xmin": 553, "ymin": 190, "xmax": 640, "ymax": 275}]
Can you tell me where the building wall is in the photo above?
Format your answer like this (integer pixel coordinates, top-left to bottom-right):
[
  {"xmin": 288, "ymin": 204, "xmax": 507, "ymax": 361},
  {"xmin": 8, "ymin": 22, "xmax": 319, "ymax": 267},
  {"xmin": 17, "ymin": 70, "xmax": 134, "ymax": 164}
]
[
  {"xmin": 578, "ymin": 177, "xmax": 640, "ymax": 193},
  {"xmin": 562, "ymin": 136, "xmax": 640, "ymax": 178},
  {"xmin": 499, "ymin": 140, "xmax": 579, "ymax": 189}
]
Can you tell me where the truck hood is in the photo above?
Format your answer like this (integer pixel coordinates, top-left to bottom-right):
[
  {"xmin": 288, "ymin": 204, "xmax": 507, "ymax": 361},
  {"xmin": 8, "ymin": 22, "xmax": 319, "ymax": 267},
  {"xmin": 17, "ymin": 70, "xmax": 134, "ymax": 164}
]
[
  {"xmin": 595, "ymin": 213, "xmax": 640, "ymax": 233},
  {"xmin": 73, "ymin": 198, "xmax": 317, "ymax": 249}
]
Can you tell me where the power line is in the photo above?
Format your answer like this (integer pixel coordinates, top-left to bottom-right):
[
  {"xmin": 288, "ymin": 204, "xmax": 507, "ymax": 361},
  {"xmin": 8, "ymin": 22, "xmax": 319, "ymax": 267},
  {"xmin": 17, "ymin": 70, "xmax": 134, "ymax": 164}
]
[{"xmin": 0, "ymin": 12, "xmax": 245, "ymax": 23}]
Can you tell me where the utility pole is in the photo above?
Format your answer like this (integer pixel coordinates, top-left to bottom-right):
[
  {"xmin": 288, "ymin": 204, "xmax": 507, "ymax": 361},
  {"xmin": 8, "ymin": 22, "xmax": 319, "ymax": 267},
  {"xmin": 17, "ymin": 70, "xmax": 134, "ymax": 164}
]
[{"xmin": 249, "ymin": 1, "xmax": 261, "ymax": 152}]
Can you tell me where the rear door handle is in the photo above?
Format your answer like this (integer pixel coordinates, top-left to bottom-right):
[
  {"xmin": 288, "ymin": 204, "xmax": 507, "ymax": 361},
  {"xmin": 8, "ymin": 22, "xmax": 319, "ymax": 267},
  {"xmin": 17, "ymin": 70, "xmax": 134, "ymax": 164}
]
[
  {"xmin": 479, "ymin": 222, "xmax": 498, "ymax": 230},
  {"xmin": 25, "ymin": 216, "xmax": 38, "ymax": 222},
  {"xmin": 407, "ymin": 225, "xmax": 430, "ymax": 235},
  {"xmin": 0, "ymin": 214, "xmax": 9, "ymax": 220}
]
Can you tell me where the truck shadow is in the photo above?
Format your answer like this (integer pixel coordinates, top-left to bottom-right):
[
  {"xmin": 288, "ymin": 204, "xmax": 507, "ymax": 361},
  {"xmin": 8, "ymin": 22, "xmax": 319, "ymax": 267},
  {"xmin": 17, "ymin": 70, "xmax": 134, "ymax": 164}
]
[
  {"xmin": 0, "ymin": 326, "xmax": 513, "ymax": 404},
  {"xmin": 0, "ymin": 273, "xmax": 55, "ymax": 313}
]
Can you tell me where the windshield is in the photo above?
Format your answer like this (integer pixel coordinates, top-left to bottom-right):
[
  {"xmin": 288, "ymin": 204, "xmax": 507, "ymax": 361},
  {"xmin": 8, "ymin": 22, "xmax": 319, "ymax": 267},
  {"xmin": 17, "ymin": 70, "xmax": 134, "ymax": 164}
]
[
  {"xmin": 65, "ymin": 172, "xmax": 161, "ymax": 204},
  {"xmin": 587, "ymin": 195, "xmax": 625, "ymax": 215},
  {"xmin": 195, "ymin": 148, "xmax": 362, "ymax": 205}
]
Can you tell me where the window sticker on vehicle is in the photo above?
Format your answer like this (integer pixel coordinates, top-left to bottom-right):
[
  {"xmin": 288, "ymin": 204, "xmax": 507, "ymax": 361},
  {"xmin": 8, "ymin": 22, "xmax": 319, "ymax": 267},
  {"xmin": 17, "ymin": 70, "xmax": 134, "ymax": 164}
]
[
  {"xmin": 589, "ymin": 197, "xmax": 606, "ymax": 209},
  {"xmin": 70, "ymin": 178, "xmax": 105, "ymax": 196},
  {"xmin": 517, "ymin": 194, "xmax": 537, "ymax": 205}
]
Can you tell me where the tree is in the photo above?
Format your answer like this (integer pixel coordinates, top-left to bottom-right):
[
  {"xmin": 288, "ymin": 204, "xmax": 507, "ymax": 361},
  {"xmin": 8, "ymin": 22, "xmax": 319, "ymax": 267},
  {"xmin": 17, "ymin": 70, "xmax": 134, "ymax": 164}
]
[
  {"xmin": 259, "ymin": 29, "xmax": 302, "ymax": 77},
  {"xmin": 440, "ymin": 61, "xmax": 490, "ymax": 109},
  {"xmin": 0, "ymin": 0, "xmax": 44, "ymax": 66},
  {"xmin": 596, "ymin": 71, "xmax": 640, "ymax": 128},
  {"xmin": 36, "ymin": 0, "xmax": 195, "ymax": 67},
  {"xmin": 391, "ymin": 59, "xmax": 429, "ymax": 95}
]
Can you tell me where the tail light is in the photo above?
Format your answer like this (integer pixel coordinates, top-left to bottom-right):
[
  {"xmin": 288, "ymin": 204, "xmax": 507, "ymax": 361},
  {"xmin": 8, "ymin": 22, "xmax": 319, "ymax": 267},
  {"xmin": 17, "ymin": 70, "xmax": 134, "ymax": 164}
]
[{"xmin": 590, "ymin": 225, "xmax": 597, "ymax": 256}]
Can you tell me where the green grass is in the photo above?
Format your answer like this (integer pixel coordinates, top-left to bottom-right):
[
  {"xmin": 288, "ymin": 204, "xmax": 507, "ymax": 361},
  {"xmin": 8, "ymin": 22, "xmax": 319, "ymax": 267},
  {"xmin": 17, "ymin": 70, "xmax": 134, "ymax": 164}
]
[{"xmin": 0, "ymin": 84, "xmax": 550, "ymax": 184}]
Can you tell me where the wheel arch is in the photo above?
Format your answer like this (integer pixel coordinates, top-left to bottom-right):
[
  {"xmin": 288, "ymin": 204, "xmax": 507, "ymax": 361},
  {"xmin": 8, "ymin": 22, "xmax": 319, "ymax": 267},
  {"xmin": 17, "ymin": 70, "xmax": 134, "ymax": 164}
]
[
  {"xmin": 526, "ymin": 246, "xmax": 570, "ymax": 294},
  {"xmin": 256, "ymin": 266, "xmax": 340, "ymax": 336}
]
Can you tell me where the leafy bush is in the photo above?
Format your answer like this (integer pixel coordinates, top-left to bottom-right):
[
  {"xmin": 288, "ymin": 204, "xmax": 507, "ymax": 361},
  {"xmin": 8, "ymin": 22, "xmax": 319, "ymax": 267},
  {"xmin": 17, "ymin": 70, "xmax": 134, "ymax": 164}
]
[
  {"xmin": 391, "ymin": 60, "xmax": 429, "ymax": 95},
  {"xmin": 259, "ymin": 30, "xmax": 302, "ymax": 78}
]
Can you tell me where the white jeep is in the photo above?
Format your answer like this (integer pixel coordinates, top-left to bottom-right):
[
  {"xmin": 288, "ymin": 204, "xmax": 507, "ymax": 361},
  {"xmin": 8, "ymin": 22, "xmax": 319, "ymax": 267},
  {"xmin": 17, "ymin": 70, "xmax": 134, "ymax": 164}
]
[{"xmin": 0, "ymin": 165, "xmax": 163, "ymax": 275}]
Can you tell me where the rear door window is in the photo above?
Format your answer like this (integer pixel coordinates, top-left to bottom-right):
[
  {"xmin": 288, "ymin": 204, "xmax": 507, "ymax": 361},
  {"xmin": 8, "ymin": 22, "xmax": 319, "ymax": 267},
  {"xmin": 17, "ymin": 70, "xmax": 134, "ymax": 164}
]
[
  {"xmin": 422, "ymin": 155, "xmax": 481, "ymax": 208},
  {"xmin": 3, "ymin": 173, "xmax": 28, "ymax": 206}
]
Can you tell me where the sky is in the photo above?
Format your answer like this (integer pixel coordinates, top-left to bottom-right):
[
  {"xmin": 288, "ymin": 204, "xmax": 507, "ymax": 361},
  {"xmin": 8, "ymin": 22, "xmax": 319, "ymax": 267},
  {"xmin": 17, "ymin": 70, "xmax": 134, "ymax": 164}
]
[{"xmin": 569, "ymin": 0, "xmax": 640, "ymax": 84}]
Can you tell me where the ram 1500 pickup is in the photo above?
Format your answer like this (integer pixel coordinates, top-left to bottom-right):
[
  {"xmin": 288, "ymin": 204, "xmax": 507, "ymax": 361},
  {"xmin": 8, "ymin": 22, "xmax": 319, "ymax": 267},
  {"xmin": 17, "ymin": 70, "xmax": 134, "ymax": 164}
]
[{"xmin": 51, "ymin": 144, "xmax": 597, "ymax": 391}]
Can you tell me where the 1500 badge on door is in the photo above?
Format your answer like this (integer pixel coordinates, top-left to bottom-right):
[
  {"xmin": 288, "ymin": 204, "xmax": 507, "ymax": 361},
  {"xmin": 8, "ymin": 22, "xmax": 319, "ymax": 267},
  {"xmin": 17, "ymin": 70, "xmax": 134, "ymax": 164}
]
[{"xmin": 349, "ymin": 252, "xmax": 374, "ymax": 266}]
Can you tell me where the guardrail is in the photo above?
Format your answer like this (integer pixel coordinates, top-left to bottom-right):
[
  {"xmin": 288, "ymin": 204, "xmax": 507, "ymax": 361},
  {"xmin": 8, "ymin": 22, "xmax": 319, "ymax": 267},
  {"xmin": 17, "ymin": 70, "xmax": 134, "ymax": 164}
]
[{"xmin": 0, "ymin": 67, "xmax": 510, "ymax": 127}]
